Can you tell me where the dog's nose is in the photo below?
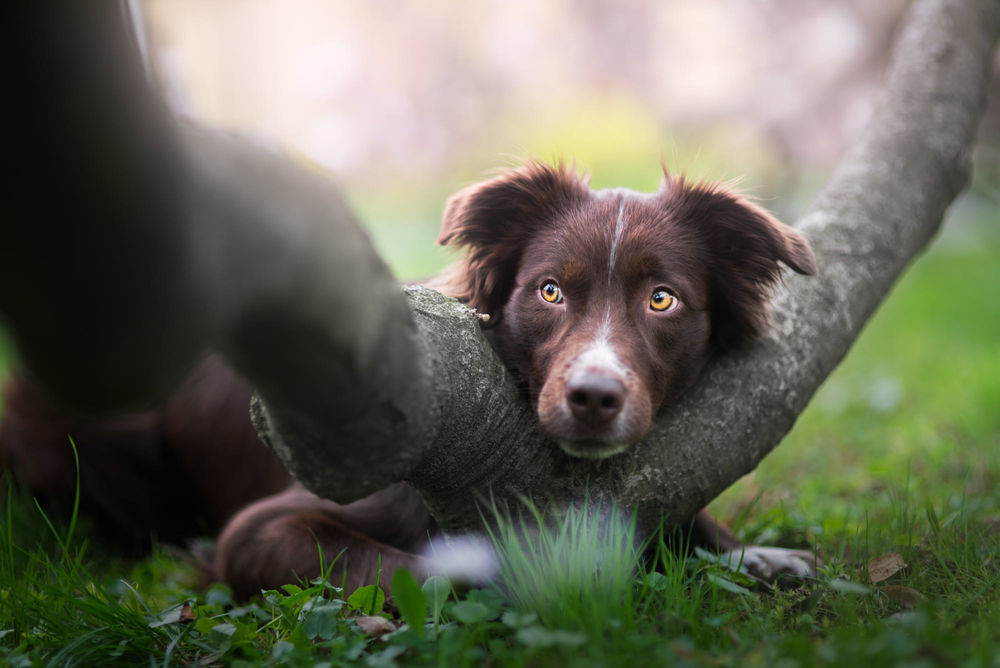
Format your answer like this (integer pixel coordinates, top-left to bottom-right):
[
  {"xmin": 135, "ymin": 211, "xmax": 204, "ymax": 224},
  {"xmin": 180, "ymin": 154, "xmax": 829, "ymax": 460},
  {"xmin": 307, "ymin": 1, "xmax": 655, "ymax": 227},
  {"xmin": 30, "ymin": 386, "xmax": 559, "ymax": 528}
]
[{"xmin": 566, "ymin": 372, "xmax": 625, "ymax": 427}]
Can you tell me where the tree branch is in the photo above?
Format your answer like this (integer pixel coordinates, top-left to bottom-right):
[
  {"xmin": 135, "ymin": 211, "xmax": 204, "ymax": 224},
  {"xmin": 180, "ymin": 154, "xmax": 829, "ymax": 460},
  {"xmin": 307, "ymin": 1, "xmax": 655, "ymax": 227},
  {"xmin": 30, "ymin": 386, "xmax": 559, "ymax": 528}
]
[
  {"xmin": 4, "ymin": 0, "xmax": 997, "ymax": 533},
  {"xmin": 263, "ymin": 0, "xmax": 1000, "ymax": 533}
]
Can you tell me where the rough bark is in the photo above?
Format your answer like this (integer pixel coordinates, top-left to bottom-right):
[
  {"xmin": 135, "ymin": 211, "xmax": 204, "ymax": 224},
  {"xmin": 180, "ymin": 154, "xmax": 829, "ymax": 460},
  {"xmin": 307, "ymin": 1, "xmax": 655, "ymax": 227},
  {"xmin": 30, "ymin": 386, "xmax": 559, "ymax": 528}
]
[
  {"xmin": 3, "ymin": 0, "xmax": 997, "ymax": 533},
  {"xmin": 268, "ymin": 0, "xmax": 1000, "ymax": 533}
]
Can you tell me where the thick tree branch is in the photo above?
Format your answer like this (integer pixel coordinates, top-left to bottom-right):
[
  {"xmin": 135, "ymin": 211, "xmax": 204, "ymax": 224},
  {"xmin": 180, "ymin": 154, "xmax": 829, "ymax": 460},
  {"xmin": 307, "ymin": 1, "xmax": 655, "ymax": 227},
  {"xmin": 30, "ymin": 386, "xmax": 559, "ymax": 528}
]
[
  {"xmin": 3, "ymin": 1, "xmax": 997, "ymax": 532},
  {"xmin": 182, "ymin": 126, "xmax": 434, "ymax": 495},
  {"xmin": 2, "ymin": 5, "xmax": 198, "ymax": 408},
  {"xmin": 265, "ymin": 0, "xmax": 1000, "ymax": 532}
]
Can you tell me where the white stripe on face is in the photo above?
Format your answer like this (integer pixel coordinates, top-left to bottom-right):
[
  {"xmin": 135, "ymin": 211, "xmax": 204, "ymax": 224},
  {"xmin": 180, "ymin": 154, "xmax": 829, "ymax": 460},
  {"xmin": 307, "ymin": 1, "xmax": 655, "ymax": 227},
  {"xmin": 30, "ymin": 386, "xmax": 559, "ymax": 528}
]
[{"xmin": 608, "ymin": 196, "xmax": 626, "ymax": 280}]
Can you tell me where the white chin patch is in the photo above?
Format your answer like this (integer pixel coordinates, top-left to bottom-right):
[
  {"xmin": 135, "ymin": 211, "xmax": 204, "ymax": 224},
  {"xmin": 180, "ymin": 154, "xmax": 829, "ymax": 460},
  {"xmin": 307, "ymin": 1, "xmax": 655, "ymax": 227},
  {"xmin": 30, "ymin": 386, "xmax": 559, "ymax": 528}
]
[
  {"xmin": 718, "ymin": 545, "xmax": 818, "ymax": 581},
  {"xmin": 557, "ymin": 439, "xmax": 630, "ymax": 460}
]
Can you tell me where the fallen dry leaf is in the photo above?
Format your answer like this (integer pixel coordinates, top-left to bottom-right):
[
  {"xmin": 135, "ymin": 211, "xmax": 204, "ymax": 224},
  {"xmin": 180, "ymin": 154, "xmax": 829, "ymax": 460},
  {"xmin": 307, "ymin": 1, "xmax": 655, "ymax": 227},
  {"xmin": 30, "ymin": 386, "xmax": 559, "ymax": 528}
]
[
  {"xmin": 868, "ymin": 552, "xmax": 906, "ymax": 583},
  {"xmin": 881, "ymin": 584, "xmax": 926, "ymax": 609},
  {"xmin": 356, "ymin": 615, "xmax": 396, "ymax": 637},
  {"xmin": 179, "ymin": 603, "xmax": 196, "ymax": 623}
]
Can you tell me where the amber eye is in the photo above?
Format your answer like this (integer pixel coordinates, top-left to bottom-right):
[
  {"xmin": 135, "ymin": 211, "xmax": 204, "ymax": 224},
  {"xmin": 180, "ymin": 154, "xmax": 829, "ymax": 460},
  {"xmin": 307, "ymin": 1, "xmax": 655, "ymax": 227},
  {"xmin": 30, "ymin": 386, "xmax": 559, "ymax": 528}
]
[
  {"xmin": 650, "ymin": 288, "xmax": 678, "ymax": 312},
  {"xmin": 540, "ymin": 281, "xmax": 563, "ymax": 304}
]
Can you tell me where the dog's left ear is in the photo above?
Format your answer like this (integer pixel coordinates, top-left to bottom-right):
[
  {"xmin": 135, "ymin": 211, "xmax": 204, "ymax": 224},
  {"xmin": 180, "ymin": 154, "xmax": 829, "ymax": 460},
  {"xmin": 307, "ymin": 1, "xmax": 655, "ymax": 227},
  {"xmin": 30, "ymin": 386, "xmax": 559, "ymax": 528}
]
[{"xmin": 663, "ymin": 177, "xmax": 817, "ymax": 349}]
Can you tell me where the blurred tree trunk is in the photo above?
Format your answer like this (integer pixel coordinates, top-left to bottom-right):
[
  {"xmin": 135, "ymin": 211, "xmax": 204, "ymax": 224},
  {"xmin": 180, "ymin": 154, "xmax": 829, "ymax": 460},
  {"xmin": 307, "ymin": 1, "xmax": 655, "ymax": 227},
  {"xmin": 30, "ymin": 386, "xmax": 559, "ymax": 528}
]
[{"xmin": 3, "ymin": 0, "xmax": 998, "ymax": 533}]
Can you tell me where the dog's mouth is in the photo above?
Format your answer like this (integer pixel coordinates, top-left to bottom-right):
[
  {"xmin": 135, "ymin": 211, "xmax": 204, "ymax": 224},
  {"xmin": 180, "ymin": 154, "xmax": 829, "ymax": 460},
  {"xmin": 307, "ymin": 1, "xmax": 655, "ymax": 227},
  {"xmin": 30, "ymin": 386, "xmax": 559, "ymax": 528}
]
[{"xmin": 556, "ymin": 438, "xmax": 631, "ymax": 460}]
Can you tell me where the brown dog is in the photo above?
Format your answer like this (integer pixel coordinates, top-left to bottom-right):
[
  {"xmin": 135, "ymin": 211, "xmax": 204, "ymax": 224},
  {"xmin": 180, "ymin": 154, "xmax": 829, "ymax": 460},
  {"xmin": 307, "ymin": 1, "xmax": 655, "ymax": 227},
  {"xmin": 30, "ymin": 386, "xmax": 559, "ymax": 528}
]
[{"xmin": 0, "ymin": 162, "xmax": 818, "ymax": 599}]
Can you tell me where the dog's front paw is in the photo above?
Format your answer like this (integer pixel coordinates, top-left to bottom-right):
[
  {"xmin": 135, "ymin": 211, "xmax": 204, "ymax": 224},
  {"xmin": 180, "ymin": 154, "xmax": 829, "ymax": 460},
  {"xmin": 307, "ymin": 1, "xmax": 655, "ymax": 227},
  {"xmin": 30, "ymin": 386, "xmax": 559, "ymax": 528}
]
[{"xmin": 719, "ymin": 545, "xmax": 820, "ymax": 583}]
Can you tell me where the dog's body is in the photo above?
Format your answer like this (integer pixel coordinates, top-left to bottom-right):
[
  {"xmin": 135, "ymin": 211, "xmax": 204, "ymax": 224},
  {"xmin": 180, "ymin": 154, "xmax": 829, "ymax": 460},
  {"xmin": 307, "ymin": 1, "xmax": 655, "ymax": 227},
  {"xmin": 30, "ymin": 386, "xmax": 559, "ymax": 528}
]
[{"xmin": 0, "ymin": 163, "xmax": 817, "ymax": 599}]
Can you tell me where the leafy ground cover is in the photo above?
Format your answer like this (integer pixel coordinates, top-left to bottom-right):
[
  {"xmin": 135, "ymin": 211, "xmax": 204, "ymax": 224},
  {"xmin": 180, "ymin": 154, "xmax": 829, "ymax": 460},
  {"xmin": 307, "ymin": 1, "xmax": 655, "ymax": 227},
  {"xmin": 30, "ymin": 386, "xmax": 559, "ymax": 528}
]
[{"xmin": 0, "ymin": 193, "xmax": 997, "ymax": 666}]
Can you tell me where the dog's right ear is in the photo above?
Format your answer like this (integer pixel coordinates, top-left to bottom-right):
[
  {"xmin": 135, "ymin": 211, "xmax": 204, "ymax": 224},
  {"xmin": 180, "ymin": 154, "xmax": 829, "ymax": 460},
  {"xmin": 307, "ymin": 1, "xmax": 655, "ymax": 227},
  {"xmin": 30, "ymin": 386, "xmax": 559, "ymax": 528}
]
[{"xmin": 437, "ymin": 162, "xmax": 589, "ymax": 321}]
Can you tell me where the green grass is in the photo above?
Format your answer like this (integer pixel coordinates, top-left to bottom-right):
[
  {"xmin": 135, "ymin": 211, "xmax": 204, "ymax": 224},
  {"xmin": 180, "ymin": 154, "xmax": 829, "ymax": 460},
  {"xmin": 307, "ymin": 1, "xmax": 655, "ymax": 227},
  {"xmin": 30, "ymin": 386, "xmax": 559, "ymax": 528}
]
[{"xmin": 1, "ymin": 193, "xmax": 998, "ymax": 665}]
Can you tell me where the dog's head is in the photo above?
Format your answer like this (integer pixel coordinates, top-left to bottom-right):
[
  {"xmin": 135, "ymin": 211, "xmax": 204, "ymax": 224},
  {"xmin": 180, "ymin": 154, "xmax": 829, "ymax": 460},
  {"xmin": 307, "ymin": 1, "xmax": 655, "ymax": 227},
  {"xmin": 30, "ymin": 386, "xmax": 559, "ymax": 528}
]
[{"xmin": 439, "ymin": 162, "xmax": 816, "ymax": 458}]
